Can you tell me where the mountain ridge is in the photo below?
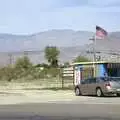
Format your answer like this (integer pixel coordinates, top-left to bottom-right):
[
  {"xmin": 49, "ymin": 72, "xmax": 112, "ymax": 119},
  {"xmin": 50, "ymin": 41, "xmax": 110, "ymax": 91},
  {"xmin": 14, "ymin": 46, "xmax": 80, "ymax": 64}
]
[
  {"xmin": 0, "ymin": 29, "xmax": 120, "ymax": 52},
  {"xmin": 0, "ymin": 29, "xmax": 120, "ymax": 66}
]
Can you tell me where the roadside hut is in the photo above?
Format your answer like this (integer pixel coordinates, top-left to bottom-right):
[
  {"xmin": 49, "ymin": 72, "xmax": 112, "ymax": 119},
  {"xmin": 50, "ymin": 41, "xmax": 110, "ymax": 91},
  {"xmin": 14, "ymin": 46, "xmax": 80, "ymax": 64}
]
[{"xmin": 72, "ymin": 61, "xmax": 120, "ymax": 85}]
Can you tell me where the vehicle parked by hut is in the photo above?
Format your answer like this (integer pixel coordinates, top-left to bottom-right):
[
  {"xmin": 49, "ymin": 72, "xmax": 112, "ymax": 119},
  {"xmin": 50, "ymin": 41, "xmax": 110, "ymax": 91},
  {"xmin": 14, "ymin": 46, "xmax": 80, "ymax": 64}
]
[{"xmin": 72, "ymin": 61, "xmax": 120, "ymax": 97}]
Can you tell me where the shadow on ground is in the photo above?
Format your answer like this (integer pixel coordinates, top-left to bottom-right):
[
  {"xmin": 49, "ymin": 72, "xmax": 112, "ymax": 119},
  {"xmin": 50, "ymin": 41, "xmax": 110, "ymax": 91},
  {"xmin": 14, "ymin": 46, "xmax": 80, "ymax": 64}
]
[
  {"xmin": 81, "ymin": 95, "xmax": 120, "ymax": 98},
  {"xmin": 0, "ymin": 92, "xmax": 24, "ymax": 96},
  {"xmin": 23, "ymin": 87, "xmax": 74, "ymax": 91}
]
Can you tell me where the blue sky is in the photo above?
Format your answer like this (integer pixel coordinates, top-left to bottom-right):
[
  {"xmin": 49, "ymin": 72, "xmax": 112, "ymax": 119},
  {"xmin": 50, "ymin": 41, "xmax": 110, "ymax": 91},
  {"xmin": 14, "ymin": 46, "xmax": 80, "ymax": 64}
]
[{"xmin": 0, "ymin": 0, "xmax": 120, "ymax": 34}]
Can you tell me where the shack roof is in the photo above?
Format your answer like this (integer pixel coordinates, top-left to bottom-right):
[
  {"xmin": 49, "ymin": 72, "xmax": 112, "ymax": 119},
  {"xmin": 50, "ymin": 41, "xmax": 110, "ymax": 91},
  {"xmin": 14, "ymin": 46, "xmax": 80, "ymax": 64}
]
[{"xmin": 71, "ymin": 61, "xmax": 120, "ymax": 66}]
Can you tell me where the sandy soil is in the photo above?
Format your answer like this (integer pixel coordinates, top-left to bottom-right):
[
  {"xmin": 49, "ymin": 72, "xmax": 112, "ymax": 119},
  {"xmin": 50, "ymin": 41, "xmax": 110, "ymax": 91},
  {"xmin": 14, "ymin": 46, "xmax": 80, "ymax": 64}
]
[{"xmin": 0, "ymin": 89, "xmax": 75, "ymax": 105}]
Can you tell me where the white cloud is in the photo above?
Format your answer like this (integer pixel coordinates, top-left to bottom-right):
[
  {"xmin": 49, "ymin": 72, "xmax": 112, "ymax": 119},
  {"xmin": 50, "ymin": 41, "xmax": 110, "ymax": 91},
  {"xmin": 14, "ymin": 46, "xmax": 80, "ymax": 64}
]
[
  {"xmin": 0, "ymin": 0, "xmax": 120, "ymax": 34},
  {"xmin": 88, "ymin": 0, "xmax": 120, "ymax": 7},
  {"xmin": 57, "ymin": 0, "xmax": 120, "ymax": 8},
  {"xmin": 56, "ymin": 6, "xmax": 120, "ymax": 13}
]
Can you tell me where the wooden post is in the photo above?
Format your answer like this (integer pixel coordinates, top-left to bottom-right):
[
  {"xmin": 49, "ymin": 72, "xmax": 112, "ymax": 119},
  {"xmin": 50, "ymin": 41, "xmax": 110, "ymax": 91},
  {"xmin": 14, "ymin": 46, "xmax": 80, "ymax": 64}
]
[
  {"xmin": 61, "ymin": 68, "xmax": 64, "ymax": 89},
  {"xmin": 62, "ymin": 77, "xmax": 64, "ymax": 89}
]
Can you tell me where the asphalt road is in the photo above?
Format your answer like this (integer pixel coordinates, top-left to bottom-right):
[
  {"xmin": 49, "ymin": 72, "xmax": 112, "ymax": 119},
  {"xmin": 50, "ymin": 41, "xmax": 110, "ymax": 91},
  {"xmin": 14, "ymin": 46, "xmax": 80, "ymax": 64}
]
[{"xmin": 0, "ymin": 103, "xmax": 120, "ymax": 120}]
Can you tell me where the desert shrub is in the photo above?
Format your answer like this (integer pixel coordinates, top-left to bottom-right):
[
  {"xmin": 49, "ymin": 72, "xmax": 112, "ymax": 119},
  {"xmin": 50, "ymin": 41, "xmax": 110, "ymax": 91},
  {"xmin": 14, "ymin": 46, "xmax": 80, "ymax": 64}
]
[
  {"xmin": 0, "ymin": 65, "xmax": 15, "ymax": 81},
  {"xmin": 0, "ymin": 56, "xmax": 33, "ymax": 81},
  {"xmin": 45, "ymin": 67, "xmax": 60, "ymax": 78},
  {"xmin": 0, "ymin": 56, "xmax": 62, "ymax": 81},
  {"xmin": 14, "ymin": 56, "xmax": 33, "ymax": 79}
]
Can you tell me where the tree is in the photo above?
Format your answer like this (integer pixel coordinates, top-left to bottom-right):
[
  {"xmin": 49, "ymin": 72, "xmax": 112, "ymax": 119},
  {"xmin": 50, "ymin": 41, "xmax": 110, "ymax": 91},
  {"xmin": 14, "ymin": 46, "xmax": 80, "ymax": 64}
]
[
  {"xmin": 14, "ymin": 56, "xmax": 33, "ymax": 78},
  {"xmin": 73, "ymin": 56, "xmax": 90, "ymax": 62},
  {"xmin": 15, "ymin": 56, "xmax": 32, "ymax": 69},
  {"xmin": 44, "ymin": 46, "xmax": 60, "ymax": 67}
]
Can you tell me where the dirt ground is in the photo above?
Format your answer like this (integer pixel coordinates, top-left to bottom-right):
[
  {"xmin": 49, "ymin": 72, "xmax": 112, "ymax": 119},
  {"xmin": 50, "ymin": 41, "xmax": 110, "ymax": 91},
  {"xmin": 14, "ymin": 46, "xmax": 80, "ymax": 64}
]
[
  {"xmin": 0, "ymin": 89, "xmax": 75, "ymax": 105},
  {"xmin": 1, "ymin": 89, "xmax": 120, "ymax": 105}
]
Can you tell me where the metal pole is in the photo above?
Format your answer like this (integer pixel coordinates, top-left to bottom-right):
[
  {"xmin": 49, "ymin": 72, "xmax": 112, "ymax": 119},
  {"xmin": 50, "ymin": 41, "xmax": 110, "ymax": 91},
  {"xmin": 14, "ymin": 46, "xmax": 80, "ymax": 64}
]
[
  {"xmin": 89, "ymin": 35, "xmax": 96, "ymax": 77},
  {"xmin": 93, "ymin": 35, "xmax": 96, "ymax": 77},
  {"xmin": 93, "ymin": 35, "xmax": 96, "ymax": 63}
]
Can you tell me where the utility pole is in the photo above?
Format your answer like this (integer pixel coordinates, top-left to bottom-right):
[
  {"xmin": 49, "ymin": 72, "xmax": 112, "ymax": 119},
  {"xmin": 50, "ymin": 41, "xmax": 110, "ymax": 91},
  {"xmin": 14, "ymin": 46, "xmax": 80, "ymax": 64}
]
[
  {"xmin": 23, "ymin": 51, "xmax": 28, "ymax": 57},
  {"xmin": 8, "ymin": 53, "xmax": 12, "ymax": 65}
]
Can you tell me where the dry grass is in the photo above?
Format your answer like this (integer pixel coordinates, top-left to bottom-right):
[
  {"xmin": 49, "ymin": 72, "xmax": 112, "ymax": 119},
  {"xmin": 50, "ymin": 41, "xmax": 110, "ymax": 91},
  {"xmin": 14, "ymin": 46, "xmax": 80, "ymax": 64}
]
[
  {"xmin": 0, "ymin": 78, "xmax": 74, "ymax": 105},
  {"xmin": 0, "ymin": 78, "xmax": 73, "ymax": 90}
]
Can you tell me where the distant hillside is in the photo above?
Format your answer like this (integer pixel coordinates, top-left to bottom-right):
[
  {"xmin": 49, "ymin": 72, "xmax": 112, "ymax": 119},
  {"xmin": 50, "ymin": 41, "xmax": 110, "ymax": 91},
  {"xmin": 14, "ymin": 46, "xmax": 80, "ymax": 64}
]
[
  {"xmin": 0, "ymin": 29, "xmax": 120, "ymax": 52},
  {"xmin": 0, "ymin": 40, "xmax": 120, "ymax": 67},
  {"xmin": 0, "ymin": 30, "xmax": 94, "ymax": 52},
  {"xmin": 0, "ymin": 29, "xmax": 120, "ymax": 66},
  {"xmin": 108, "ymin": 32, "xmax": 120, "ymax": 40}
]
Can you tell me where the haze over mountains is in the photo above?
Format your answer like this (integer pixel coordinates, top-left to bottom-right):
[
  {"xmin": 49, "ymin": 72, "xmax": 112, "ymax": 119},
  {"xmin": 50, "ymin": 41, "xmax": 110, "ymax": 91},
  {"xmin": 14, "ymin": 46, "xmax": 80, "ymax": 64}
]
[
  {"xmin": 0, "ymin": 29, "xmax": 94, "ymax": 52},
  {"xmin": 0, "ymin": 29, "xmax": 120, "ymax": 66},
  {"xmin": 0, "ymin": 29, "xmax": 120, "ymax": 52}
]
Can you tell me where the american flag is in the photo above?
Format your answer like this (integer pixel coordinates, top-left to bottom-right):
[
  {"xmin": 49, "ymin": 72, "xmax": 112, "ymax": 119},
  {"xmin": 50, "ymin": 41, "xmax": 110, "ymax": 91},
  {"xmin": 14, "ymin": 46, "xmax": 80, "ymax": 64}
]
[{"xmin": 96, "ymin": 26, "xmax": 108, "ymax": 39}]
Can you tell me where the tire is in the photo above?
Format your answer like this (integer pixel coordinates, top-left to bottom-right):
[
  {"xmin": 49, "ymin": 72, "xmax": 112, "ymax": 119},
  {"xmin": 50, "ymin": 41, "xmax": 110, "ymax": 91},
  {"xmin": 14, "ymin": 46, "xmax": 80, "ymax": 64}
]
[
  {"xmin": 75, "ymin": 87, "xmax": 81, "ymax": 96},
  {"xmin": 96, "ymin": 88, "xmax": 103, "ymax": 97}
]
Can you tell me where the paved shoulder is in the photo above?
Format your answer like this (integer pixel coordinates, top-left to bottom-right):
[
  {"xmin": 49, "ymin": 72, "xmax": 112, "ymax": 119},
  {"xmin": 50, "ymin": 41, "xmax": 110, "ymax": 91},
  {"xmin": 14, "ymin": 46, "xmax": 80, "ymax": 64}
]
[{"xmin": 0, "ymin": 103, "xmax": 120, "ymax": 119}]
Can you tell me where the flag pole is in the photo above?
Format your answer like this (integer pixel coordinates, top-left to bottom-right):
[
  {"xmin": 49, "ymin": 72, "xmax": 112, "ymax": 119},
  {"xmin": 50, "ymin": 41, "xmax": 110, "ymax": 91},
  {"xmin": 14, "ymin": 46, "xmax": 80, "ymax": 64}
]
[
  {"xmin": 93, "ymin": 34, "xmax": 96, "ymax": 77},
  {"xmin": 89, "ymin": 35, "xmax": 96, "ymax": 77},
  {"xmin": 93, "ymin": 26, "xmax": 107, "ymax": 77}
]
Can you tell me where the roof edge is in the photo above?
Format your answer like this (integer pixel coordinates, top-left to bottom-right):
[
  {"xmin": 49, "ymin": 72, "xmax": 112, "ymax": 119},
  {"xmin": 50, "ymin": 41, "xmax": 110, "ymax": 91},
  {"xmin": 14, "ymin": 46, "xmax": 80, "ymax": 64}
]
[{"xmin": 71, "ymin": 61, "xmax": 120, "ymax": 66}]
